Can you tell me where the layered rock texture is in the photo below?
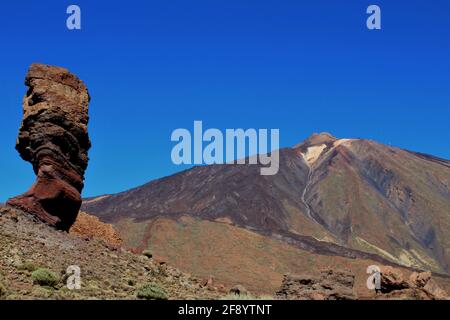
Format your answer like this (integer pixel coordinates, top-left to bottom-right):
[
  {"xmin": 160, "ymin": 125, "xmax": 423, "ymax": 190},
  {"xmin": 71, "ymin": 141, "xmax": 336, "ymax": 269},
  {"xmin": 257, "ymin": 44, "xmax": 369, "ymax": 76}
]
[{"xmin": 7, "ymin": 63, "xmax": 90, "ymax": 231}]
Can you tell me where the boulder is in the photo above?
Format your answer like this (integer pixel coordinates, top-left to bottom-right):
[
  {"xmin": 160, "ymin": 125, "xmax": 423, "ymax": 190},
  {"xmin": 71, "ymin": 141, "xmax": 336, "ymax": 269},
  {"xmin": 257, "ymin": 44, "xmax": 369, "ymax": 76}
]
[
  {"xmin": 201, "ymin": 275, "xmax": 215, "ymax": 290},
  {"xmin": 377, "ymin": 267, "xmax": 448, "ymax": 300},
  {"xmin": 7, "ymin": 63, "xmax": 91, "ymax": 231},
  {"xmin": 275, "ymin": 269, "xmax": 356, "ymax": 300},
  {"xmin": 409, "ymin": 271, "xmax": 431, "ymax": 288},
  {"xmin": 422, "ymin": 279, "xmax": 448, "ymax": 300},
  {"xmin": 379, "ymin": 266, "xmax": 409, "ymax": 293}
]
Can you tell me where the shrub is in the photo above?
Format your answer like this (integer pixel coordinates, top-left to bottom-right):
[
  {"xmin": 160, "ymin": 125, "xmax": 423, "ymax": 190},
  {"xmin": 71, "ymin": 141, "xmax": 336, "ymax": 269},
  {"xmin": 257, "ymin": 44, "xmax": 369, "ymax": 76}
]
[
  {"xmin": 17, "ymin": 261, "xmax": 38, "ymax": 272},
  {"xmin": 136, "ymin": 283, "xmax": 168, "ymax": 300},
  {"xmin": 31, "ymin": 268, "xmax": 60, "ymax": 287}
]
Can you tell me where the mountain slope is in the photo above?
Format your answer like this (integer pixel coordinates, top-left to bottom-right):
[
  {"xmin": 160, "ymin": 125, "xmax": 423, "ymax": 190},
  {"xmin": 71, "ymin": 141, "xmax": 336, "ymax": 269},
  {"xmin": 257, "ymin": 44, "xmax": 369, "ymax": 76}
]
[
  {"xmin": 0, "ymin": 206, "xmax": 225, "ymax": 300},
  {"xmin": 82, "ymin": 133, "xmax": 450, "ymax": 282}
]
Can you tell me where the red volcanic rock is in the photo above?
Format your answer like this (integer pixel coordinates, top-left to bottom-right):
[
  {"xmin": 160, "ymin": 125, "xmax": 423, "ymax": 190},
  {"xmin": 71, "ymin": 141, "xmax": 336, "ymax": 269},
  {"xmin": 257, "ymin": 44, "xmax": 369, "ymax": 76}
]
[
  {"xmin": 376, "ymin": 267, "xmax": 449, "ymax": 300},
  {"xmin": 275, "ymin": 269, "xmax": 356, "ymax": 300},
  {"xmin": 379, "ymin": 266, "xmax": 409, "ymax": 293},
  {"xmin": 409, "ymin": 271, "xmax": 431, "ymax": 288},
  {"xmin": 70, "ymin": 211, "xmax": 122, "ymax": 247},
  {"xmin": 7, "ymin": 63, "xmax": 90, "ymax": 231}
]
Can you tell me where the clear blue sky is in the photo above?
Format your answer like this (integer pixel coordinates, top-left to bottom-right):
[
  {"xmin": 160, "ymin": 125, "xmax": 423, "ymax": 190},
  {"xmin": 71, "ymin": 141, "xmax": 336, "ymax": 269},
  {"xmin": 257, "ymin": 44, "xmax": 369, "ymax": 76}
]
[{"xmin": 0, "ymin": 0, "xmax": 449, "ymax": 201}]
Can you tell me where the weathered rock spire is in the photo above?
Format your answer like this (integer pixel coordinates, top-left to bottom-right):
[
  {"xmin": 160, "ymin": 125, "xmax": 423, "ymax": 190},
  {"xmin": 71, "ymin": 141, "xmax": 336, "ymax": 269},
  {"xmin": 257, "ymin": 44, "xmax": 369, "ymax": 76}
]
[{"xmin": 7, "ymin": 63, "xmax": 91, "ymax": 231}]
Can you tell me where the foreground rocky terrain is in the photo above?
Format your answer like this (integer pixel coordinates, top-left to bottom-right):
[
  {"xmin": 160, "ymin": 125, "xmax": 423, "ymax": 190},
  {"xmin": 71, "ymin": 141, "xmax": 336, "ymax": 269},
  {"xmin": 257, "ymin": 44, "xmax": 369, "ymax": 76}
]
[
  {"xmin": 0, "ymin": 206, "xmax": 227, "ymax": 300},
  {"xmin": 1, "ymin": 205, "xmax": 447, "ymax": 300}
]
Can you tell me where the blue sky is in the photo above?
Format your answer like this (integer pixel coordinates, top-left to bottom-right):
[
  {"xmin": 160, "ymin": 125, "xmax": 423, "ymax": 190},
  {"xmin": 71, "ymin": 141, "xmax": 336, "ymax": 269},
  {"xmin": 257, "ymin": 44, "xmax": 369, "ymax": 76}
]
[{"xmin": 0, "ymin": 0, "xmax": 449, "ymax": 201}]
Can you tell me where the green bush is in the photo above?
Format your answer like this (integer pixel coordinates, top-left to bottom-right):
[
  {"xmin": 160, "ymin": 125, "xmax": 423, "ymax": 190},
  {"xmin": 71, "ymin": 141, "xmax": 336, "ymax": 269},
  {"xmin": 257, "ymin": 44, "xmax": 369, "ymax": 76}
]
[
  {"xmin": 31, "ymin": 268, "xmax": 60, "ymax": 288},
  {"xmin": 17, "ymin": 261, "xmax": 38, "ymax": 272},
  {"xmin": 136, "ymin": 283, "xmax": 168, "ymax": 300}
]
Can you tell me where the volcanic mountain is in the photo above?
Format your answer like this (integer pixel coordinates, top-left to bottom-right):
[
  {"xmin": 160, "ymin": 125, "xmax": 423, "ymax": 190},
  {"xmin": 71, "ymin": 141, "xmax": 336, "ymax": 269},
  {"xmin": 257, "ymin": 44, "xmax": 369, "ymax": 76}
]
[{"xmin": 82, "ymin": 133, "xmax": 450, "ymax": 293}]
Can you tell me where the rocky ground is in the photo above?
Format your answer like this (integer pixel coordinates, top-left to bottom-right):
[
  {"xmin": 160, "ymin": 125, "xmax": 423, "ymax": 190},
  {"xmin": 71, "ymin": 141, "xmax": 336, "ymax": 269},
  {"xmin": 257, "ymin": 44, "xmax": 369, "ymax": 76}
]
[
  {"xmin": 1, "ymin": 205, "xmax": 448, "ymax": 300},
  {"xmin": 0, "ymin": 206, "xmax": 228, "ymax": 300},
  {"xmin": 69, "ymin": 211, "xmax": 123, "ymax": 248}
]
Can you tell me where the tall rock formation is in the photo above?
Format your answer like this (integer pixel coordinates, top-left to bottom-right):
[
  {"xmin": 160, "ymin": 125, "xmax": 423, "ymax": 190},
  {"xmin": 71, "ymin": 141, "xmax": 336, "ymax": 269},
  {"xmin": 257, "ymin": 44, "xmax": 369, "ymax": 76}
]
[{"xmin": 7, "ymin": 63, "xmax": 91, "ymax": 231}]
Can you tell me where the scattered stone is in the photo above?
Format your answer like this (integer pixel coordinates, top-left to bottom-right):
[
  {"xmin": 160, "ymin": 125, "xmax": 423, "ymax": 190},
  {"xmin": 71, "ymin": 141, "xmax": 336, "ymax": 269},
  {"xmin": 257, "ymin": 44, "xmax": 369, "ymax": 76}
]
[
  {"xmin": 70, "ymin": 211, "xmax": 122, "ymax": 247},
  {"xmin": 376, "ymin": 267, "xmax": 449, "ymax": 300},
  {"xmin": 142, "ymin": 249, "xmax": 153, "ymax": 259},
  {"xmin": 409, "ymin": 271, "xmax": 431, "ymax": 288},
  {"xmin": 275, "ymin": 269, "xmax": 356, "ymax": 300},
  {"xmin": 422, "ymin": 278, "xmax": 448, "ymax": 300},
  {"xmin": 201, "ymin": 275, "xmax": 215, "ymax": 288},
  {"xmin": 218, "ymin": 284, "xmax": 227, "ymax": 293},
  {"xmin": 229, "ymin": 284, "xmax": 249, "ymax": 296}
]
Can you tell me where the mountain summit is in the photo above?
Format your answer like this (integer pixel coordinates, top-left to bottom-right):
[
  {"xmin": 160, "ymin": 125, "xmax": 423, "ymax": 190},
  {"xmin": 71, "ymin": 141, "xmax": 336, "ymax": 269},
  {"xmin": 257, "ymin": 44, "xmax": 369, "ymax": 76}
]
[{"xmin": 295, "ymin": 132, "xmax": 337, "ymax": 149}]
